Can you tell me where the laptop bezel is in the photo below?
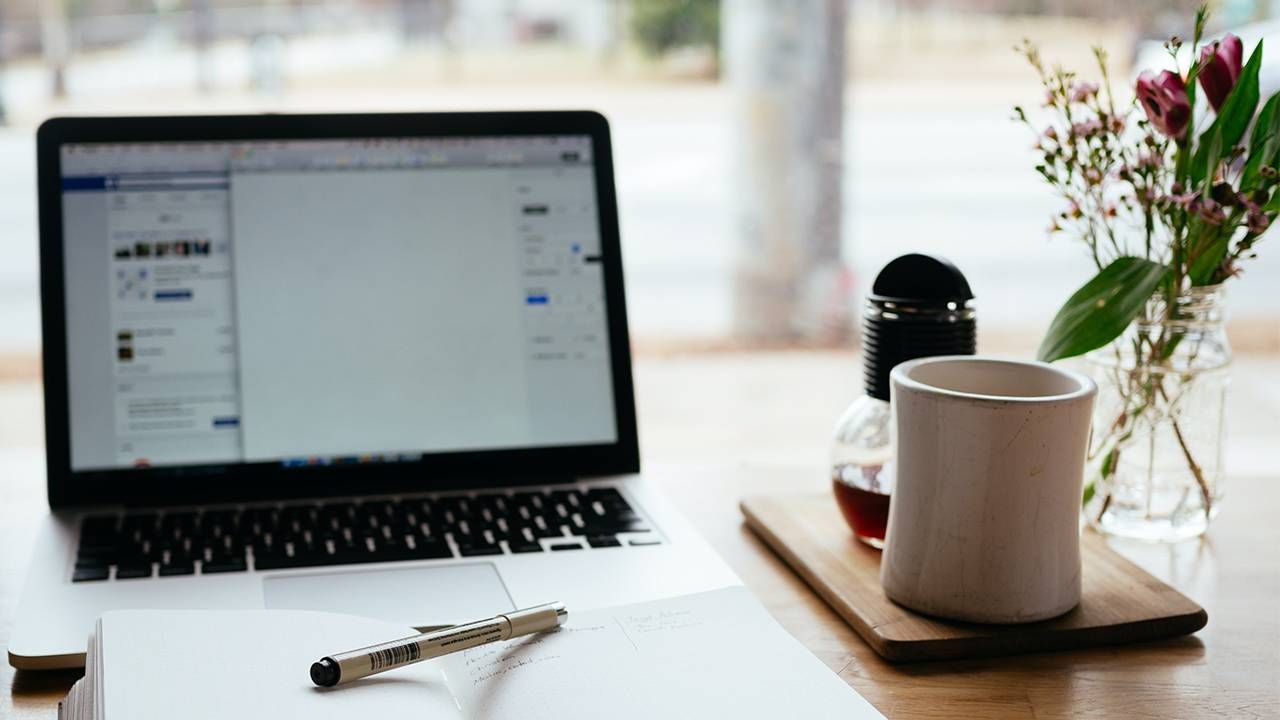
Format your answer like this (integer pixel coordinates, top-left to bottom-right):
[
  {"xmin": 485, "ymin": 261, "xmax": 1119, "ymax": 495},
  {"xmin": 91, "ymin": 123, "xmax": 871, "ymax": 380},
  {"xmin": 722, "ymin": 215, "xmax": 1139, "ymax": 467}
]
[{"xmin": 37, "ymin": 111, "xmax": 640, "ymax": 509}]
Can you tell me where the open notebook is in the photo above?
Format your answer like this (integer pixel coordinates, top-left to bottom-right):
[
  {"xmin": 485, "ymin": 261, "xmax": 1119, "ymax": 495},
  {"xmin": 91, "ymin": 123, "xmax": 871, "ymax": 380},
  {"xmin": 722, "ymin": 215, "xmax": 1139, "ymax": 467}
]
[{"xmin": 59, "ymin": 586, "xmax": 884, "ymax": 719}]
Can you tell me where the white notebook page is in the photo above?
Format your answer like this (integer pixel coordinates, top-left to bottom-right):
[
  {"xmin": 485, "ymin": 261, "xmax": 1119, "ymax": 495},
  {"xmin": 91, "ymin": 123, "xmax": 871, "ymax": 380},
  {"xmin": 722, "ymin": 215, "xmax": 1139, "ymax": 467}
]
[
  {"xmin": 91, "ymin": 588, "xmax": 883, "ymax": 720},
  {"xmin": 440, "ymin": 587, "xmax": 885, "ymax": 720}
]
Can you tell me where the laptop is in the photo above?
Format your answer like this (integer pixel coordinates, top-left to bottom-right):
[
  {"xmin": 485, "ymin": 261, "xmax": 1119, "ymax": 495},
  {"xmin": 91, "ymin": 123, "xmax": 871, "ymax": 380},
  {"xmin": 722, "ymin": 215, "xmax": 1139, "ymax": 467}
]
[{"xmin": 9, "ymin": 111, "xmax": 740, "ymax": 670}]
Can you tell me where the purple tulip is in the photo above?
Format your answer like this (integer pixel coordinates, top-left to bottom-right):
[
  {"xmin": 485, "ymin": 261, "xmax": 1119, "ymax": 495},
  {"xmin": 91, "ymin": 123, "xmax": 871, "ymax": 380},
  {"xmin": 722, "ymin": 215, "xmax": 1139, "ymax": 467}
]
[
  {"xmin": 1136, "ymin": 70, "xmax": 1191, "ymax": 139},
  {"xmin": 1198, "ymin": 34, "xmax": 1244, "ymax": 112}
]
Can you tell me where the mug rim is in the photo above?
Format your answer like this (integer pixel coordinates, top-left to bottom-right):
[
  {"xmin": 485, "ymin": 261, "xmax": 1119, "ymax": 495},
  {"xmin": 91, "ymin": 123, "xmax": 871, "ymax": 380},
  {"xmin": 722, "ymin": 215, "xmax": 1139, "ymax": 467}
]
[{"xmin": 890, "ymin": 355, "xmax": 1097, "ymax": 405}]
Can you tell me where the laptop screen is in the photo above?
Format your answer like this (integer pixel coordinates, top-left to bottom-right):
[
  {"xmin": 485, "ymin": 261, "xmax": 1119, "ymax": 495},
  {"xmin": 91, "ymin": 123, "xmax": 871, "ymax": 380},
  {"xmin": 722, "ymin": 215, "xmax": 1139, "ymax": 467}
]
[{"xmin": 58, "ymin": 135, "xmax": 618, "ymax": 472}]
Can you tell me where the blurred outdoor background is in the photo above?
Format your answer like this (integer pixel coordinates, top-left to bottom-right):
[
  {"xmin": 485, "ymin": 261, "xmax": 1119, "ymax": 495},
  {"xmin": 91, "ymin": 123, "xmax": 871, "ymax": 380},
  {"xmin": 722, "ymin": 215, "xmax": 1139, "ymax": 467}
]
[{"xmin": 0, "ymin": 0, "xmax": 1278, "ymax": 453}]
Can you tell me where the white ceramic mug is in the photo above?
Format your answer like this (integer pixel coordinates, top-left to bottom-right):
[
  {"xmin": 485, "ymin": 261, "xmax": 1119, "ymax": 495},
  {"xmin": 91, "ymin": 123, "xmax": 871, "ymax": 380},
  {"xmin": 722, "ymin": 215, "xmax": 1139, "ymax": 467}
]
[{"xmin": 879, "ymin": 356, "xmax": 1097, "ymax": 624}]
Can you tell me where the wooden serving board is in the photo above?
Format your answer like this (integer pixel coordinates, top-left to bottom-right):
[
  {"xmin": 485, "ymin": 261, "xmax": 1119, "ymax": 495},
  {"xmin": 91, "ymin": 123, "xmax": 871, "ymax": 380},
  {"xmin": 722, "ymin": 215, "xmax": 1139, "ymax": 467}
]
[{"xmin": 741, "ymin": 493, "xmax": 1208, "ymax": 663}]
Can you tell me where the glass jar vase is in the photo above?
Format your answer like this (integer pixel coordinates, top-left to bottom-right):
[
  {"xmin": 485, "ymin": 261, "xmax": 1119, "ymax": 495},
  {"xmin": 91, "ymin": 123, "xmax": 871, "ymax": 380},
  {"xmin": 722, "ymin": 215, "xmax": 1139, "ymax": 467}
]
[{"xmin": 1083, "ymin": 285, "xmax": 1231, "ymax": 542}]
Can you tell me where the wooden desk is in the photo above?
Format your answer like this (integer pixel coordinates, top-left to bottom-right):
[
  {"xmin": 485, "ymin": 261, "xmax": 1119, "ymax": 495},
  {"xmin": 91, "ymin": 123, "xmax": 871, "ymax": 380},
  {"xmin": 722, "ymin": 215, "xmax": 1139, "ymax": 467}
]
[{"xmin": 2, "ymin": 451, "xmax": 1277, "ymax": 718}]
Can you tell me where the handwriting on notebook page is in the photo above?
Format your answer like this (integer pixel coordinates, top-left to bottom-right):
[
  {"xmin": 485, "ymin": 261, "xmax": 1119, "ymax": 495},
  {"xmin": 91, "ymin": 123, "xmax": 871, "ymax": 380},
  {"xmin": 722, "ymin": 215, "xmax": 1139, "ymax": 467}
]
[
  {"xmin": 454, "ymin": 608, "xmax": 710, "ymax": 693},
  {"xmin": 459, "ymin": 624, "xmax": 611, "ymax": 688},
  {"xmin": 619, "ymin": 609, "xmax": 704, "ymax": 635},
  {"xmin": 445, "ymin": 618, "xmax": 646, "ymax": 720}
]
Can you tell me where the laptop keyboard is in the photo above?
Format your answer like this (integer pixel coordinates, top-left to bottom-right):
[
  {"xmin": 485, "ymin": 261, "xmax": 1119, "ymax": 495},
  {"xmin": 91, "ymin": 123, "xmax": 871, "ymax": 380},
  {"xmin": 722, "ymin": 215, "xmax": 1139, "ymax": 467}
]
[{"xmin": 71, "ymin": 486, "xmax": 660, "ymax": 582}]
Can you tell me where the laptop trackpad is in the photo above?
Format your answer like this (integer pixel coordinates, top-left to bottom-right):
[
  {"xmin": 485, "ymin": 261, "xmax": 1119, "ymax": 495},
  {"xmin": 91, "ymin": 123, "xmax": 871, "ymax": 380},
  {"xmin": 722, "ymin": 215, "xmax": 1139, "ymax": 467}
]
[{"xmin": 262, "ymin": 563, "xmax": 514, "ymax": 628}]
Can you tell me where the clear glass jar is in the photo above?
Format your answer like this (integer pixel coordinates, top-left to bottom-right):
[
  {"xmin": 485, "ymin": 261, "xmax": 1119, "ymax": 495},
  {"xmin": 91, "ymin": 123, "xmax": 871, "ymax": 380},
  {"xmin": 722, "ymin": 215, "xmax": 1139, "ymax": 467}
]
[
  {"xmin": 831, "ymin": 395, "xmax": 894, "ymax": 548},
  {"xmin": 1083, "ymin": 285, "xmax": 1231, "ymax": 542}
]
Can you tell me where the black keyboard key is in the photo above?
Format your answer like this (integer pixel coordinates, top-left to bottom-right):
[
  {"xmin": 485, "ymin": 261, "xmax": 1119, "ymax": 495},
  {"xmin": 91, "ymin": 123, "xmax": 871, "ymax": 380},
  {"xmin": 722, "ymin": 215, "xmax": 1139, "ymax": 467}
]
[
  {"xmin": 325, "ymin": 550, "xmax": 384, "ymax": 566},
  {"xmin": 159, "ymin": 546, "xmax": 190, "ymax": 565},
  {"xmin": 76, "ymin": 554, "xmax": 113, "ymax": 567},
  {"xmin": 114, "ymin": 550, "xmax": 153, "ymax": 568},
  {"xmin": 586, "ymin": 535, "xmax": 622, "ymax": 548},
  {"xmin": 457, "ymin": 541, "xmax": 503, "ymax": 557},
  {"xmin": 72, "ymin": 566, "xmax": 109, "ymax": 582},
  {"xmin": 546, "ymin": 490, "xmax": 582, "ymax": 512},
  {"xmin": 511, "ymin": 491, "xmax": 546, "ymax": 511},
  {"xmin": 585, "ymin": 487, "xmax": 631, "ymax": 510},
  {"xmin": 159, "ymin": 561, "xmax": 195, "ymax": 576},
  {"xmin": 439, "ymin": 496, "xmax": 474, "ymax": 519},
  {"xmin": 209, "ymin": 534, "xmax": 242, "ymax": 557},
  {"xmin": 240, "ymin": 508, "xmax": 278, "ymax": 540},
  {"xmin": 628, "ymin": 538, "xmax": 662, "ymax": 547},
  {"xmin": 253, "ymin": 552, "xmax": 314, "ymax": 571},
  {"xmin": 76, "ymin": 548, "xmax": 119, "ymax": 566},
  {"xmin": 202, "ymin": 557, "xmax": 247, "ymax": 574},
  {"xmin": 548, "ymin": 542, "xmax": 584, "ymax": 552},
  {"xmin": 405, "ymin": 538, "xmax": 453, "ymax": 560},
  {"xmin": 507, "ymin": 540, "xmax": 544, "ymax": 554},
  {"xmin": 472, "ymin": 495, "xmax": 509, "ymax": 520},
  {"xmin": 115, "ymin": 563, "xmax": 154, "ymax": 579},
  {"xmin": 529, "ymin": 516, "xmax": 565, "ymax": 539},
  {"xmin": 574, "ymin": 517, "xmax": 651, "ymax": 536}
]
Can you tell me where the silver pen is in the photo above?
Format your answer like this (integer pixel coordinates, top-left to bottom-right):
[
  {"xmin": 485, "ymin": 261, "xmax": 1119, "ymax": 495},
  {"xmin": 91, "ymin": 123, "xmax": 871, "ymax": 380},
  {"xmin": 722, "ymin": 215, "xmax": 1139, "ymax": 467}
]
[{"xmin": 310, "ymin": 601, "xmax": 567, "ymax": 687}]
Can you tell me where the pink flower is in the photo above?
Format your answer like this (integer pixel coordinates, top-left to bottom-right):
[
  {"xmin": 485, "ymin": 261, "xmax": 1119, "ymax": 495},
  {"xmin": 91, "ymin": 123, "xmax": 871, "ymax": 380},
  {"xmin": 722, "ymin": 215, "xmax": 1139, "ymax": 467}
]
[
  {"xmin": 1196, "ymin": 198, "xmax": 1227, "ymax": 225},
  {"xmin": 1070, "ymin": 81, "xmax": 1100, "ymax": 103},
  {"xmin": 1247, "ymin": 211, "xmax": 1271, "ymax": 234},
  {"xmin": 1136, "ymin": 70, "xmax": 1191, "ymax": 139},
  {"xmin": 1165, "ymin": 188, "xmax": 1200, "ymax": 208},
  {"xmin": 1070, "ymin": 118, "xmax": 1103, "ymax": 137},
  {"xmin": 1198, "ymin": 34, "xmax": 1244, "ymax": 112}
]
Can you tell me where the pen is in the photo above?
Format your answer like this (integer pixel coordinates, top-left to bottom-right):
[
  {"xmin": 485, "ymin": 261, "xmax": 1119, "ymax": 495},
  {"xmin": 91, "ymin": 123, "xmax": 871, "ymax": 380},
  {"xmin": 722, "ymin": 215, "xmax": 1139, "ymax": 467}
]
[{"xmin": 309, "ymin": 601, "xmax": 567, "ymax": 687}]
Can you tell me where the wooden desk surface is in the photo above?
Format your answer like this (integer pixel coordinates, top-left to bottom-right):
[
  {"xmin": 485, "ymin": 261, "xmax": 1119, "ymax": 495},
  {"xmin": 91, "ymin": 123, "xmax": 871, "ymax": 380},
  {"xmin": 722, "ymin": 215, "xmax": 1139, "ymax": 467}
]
[{"xmin": 2, "ymin": 452, "xmax": 1277, "ymax": 719}]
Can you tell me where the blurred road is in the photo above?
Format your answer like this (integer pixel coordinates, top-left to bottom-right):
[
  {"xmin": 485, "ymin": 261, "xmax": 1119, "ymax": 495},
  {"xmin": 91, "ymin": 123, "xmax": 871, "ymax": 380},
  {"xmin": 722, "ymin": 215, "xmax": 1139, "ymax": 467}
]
[{"xmin": 0, "ymin": 39, "xmax": 1276, "ymax": 354}]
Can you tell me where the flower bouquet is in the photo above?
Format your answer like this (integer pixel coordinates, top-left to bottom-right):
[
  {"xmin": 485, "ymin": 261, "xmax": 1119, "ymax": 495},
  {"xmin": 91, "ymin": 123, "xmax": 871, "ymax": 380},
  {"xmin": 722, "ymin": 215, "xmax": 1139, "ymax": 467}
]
[{"xmin": 1014, "ymin": 6, "xmax": 1273, "ymax": 540}]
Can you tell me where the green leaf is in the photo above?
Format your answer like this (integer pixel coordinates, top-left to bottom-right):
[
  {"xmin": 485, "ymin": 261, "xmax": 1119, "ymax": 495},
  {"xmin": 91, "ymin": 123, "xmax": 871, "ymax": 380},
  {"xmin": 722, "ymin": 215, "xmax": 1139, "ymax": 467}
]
[
  {"xmin": 1177, "ymin": 71, "xmax": 1200, "ymax": 181},
  {"xmin": 1242, "ymin": 93, "xmax": 1280, "ymax": 187},
  {"xmin": 1037, "ymin": 257, "xmax": 1169, "ymax": 363},
  {"xmin": 1189, "ymin": 235, "xmax": 1231, "ymax": 285},
  {"xmin": 1192, "ymin": 39, "xmax": 1263, "ymax": 184},
  {"xmin": 1202, "ymin": 130, "xmax": 1224, "ymax": 193}
]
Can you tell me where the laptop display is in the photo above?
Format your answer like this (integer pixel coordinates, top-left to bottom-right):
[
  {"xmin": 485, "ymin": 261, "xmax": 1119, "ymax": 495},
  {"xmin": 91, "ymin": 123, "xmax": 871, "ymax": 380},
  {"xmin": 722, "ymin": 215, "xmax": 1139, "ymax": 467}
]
[{"xmin": 56, "ymin": 135, "xmax": 617, "ymax": 473}]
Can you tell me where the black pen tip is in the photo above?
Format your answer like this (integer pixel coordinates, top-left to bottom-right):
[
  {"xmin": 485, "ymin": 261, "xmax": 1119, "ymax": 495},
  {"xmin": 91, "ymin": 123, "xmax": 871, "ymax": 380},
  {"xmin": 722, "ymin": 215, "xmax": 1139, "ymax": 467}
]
[{"xmin": 310, "ymin": 658, "xmax": 340, "ymax": 687}]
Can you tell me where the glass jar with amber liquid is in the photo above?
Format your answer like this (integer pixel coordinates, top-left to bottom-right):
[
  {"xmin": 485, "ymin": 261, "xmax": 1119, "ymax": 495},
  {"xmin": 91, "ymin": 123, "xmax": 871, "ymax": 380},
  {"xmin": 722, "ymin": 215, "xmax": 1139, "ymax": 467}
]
[{"xmin": 832, "ymin": 254, "xmax": 976, "ymax": 548}]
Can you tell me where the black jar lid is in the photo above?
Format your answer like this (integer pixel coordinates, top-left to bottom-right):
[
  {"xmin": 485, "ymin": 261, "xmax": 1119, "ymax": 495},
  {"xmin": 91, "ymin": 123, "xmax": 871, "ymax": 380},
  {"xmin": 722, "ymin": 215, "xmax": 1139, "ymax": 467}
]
[{"xmin": 863, "ymin": 254, "xmax": 976, "ymax": 401}]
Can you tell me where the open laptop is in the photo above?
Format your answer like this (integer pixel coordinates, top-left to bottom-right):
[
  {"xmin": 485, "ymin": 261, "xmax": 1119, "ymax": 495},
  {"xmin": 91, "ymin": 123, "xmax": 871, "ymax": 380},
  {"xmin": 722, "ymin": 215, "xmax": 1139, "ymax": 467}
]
[{"xmin": 10, "ymin": 111, "xmax": 740, "ymax": 670}]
